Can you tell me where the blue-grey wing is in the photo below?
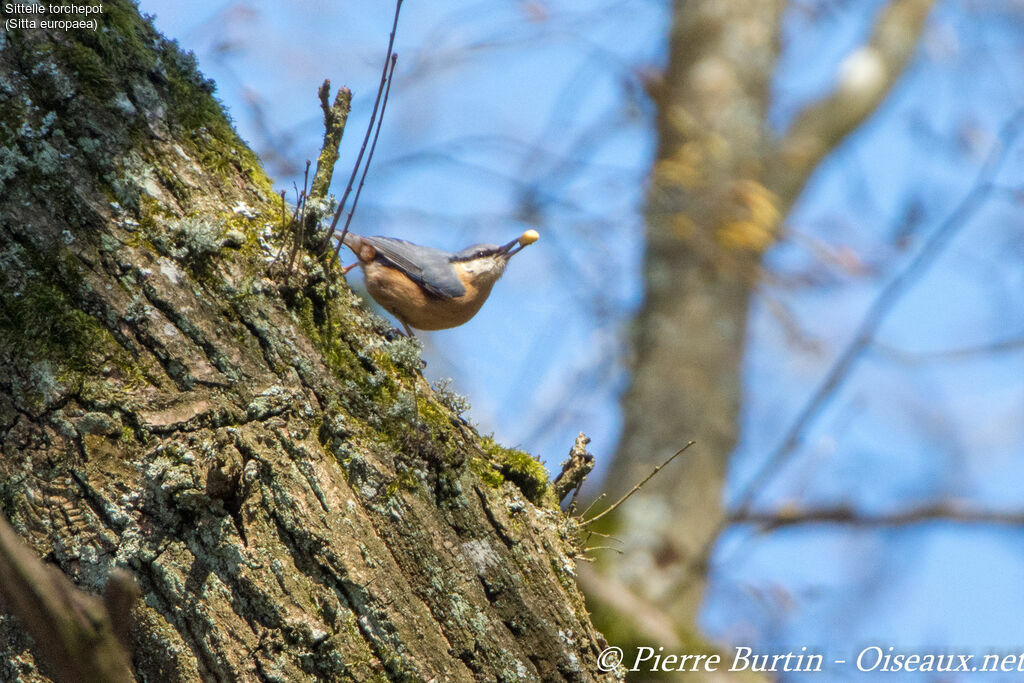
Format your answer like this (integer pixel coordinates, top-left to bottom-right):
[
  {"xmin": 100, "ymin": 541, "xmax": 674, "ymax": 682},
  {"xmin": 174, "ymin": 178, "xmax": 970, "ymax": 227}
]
[{"xmin": 363, "ymin": 236, "xmax": 466, "ymax": 299}]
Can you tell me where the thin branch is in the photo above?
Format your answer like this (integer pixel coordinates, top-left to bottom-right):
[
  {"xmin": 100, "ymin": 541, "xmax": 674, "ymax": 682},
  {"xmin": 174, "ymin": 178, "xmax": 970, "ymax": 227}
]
[
  {"xmin": 284, "ymin": 161, "xmax": 311, "ymax": 282},
  {"xmin": 874, "ymin": 333, "xmax": 1024, "ymax": 364},
  {"xmin": 270, "ymin": 190, "xmax": 289, "ymax": 267},
  {"xmin": 320, "ymin": 0, "xmax": 404, "ymax": 252},
  {"xmin": 732, "ymin": 504, "xmax": 1024, "ymax": 529},
  {"xmin": 583, "ymin": 529, "xmax": 620, "ymax": 541},
  {"xmin": 335, "ymin": 53, "xmax": 399, "ymax": 260},
  {"xmin": 583, "ymin": 545, "xmax": 624, "ymax": 554},
  {"xmin": 578, "ymin": 493, "xmax": 606, "ymax": 520},
  {"xmin": 584, "ymin": 441, "xmax": 694, "ymax": 525}
]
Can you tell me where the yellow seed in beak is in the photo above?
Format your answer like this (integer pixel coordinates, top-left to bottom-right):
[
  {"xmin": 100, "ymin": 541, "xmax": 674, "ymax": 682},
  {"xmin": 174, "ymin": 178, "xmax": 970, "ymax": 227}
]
[{"xmin": 519, "ymin": 230, "xmax": 539, "ymax": 246}]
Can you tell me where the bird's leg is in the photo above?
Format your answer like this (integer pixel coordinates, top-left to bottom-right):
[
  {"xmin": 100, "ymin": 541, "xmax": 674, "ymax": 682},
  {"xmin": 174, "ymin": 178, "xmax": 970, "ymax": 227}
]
[
  {"xmin": 342, "ymin": 261, "xmax": 361, "ymax": 275},
  {"xmin": 401, "ymin": 321, "xmax": 415, "ymax": 337}
]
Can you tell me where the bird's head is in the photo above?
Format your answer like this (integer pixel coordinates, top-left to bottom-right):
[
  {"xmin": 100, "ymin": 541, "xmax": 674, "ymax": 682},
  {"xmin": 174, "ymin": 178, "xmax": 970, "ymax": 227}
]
[{"xmin": 450, "ymin": 230, "xmax": 539, "ymax": 285}]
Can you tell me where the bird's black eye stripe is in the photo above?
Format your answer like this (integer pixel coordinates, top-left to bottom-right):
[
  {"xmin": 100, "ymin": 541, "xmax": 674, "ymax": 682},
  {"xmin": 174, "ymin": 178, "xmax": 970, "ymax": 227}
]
[{"xmin": 451, "ymin": 249, "xmax": 494, "ymax": 262}]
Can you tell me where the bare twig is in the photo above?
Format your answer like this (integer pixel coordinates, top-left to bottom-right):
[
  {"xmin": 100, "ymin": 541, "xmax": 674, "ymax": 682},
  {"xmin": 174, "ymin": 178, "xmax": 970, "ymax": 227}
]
[
  {"xmin": 568, "ymin": 480, "xmax": 586, "ymax": 515},
  {"xmin": 553, "ymin": 432, "xmax": 595, "ymax": 507},
  {"xmin": 583, "ymin": 545, "xmax": 624, "ymax": 554},
  {"xmin": 270, "ymin": 189, "xmax": 289, "ymax": 267},
  {"xmin": 320, "ymin": 0, "xmax": 404, "ymax": 253},
  {"xmin": 578, "ymin": 493, "xmax": 606, "ymax": 520},
  {"xmin": 583, "ymin": 529, "xmax": 619, "ymax": 541},
  {"xmin": 584, "ymin": 441, "xmax": 694, "ymax": 525},
  {"xmin": 875, "ymin": 333, "xmax": 1024, "ymax": 364},
  {"xmin": 310, "ymin": 81, "xmax": 353, "ymax": 201},
  {"xmin": 284, "ymin": 161, "xmax": 311, "ymax": 283},
  {"xmin": 731, "ymin": 504, "xmax": 1024, "ymax": 529},
  {"xmin": 334, "ymin": 53, "xmax": 399, "ymax": 261}
]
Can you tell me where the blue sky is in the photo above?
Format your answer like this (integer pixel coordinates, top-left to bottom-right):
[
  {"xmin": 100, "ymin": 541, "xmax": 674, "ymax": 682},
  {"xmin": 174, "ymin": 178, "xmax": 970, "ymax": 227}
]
[{"xmin": 141, "ymin": 0, "xmax": 1024, "ymax": 676}]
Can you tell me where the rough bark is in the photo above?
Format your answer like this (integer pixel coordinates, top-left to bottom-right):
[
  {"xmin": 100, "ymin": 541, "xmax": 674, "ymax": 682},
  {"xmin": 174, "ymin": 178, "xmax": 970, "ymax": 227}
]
[
  {"xmin": 599, "ymin": 0, "xmax": 934, "ymax": 640},
  {"xmin": 0, "ymin": 4, "xmax": 612, "ymax": 681}
]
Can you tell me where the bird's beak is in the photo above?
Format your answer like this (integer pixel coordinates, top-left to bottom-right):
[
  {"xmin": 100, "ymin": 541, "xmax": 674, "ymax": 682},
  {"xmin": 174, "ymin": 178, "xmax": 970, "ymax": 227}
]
[
  {"xmin": 500, "ymin": 230, "xmax": 540, "ymax": 257},
  {"xmin": 498, "ymin": 237, "xmax": 520, "ymax": 255}
]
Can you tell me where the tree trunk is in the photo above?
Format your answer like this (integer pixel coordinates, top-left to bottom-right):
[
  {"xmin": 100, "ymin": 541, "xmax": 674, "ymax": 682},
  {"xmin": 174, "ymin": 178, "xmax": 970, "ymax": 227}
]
[
  {"xmin": 603, "ymin": 0, "xmax": 785, "ymax": 630},
  {"xmin": 0, "ymin": 4, "xmax": 611, "ymax": 681},
  {"xmin": 599, "ymin": 0, "xmax": 934, "ymax": 638}
]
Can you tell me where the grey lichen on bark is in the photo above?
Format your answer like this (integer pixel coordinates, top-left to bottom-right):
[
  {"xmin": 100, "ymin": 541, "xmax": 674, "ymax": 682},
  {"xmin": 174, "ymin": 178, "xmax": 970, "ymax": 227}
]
[{"xmin": 0, "ymin": 2, "xmax": 613, "ymax": 680}]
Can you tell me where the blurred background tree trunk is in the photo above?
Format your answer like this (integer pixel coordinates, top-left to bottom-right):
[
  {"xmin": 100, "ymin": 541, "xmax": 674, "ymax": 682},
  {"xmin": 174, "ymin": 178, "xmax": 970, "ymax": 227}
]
[
  {"xmin": 598, "ymin": 0, "xmax": 934, "ymax": 640},
  {"xmin": 0, "ymin": 4, "xmax": 612, "ymax": 680}
]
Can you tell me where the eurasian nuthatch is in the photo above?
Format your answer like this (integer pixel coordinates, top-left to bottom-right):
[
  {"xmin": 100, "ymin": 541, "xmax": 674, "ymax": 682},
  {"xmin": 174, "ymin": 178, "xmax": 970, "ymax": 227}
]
[{"xmin": 339, "ymin": 229, "xmax": 540, "ymax": 335}]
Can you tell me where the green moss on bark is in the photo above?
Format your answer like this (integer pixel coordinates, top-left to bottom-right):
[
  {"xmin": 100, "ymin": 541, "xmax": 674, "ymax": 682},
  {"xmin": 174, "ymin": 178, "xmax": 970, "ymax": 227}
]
[{"xmin": 479, "ymin": 436, "xmax": 552, "ymax": 506}]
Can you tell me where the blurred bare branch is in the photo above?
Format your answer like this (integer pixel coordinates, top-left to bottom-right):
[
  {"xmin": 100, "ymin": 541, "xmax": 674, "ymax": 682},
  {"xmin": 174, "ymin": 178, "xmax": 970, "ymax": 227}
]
[
  {"xmin": 732, "ymin": 504, "xmax": 1024, "ymax": 529},
  {"xmin": 0, "ymin": 516, "xmax": 136, "ymax": 682},
  {"xmin": 875, "ymin": 333, "xmax": 1024, "ymax": 363},
  {"xmin": 576, "ymin": 563, "xmax": 684, "ymax": 650},
  {"xmin": 776, "ymin": 0, "xmax": 937, "ymax": 205}
]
